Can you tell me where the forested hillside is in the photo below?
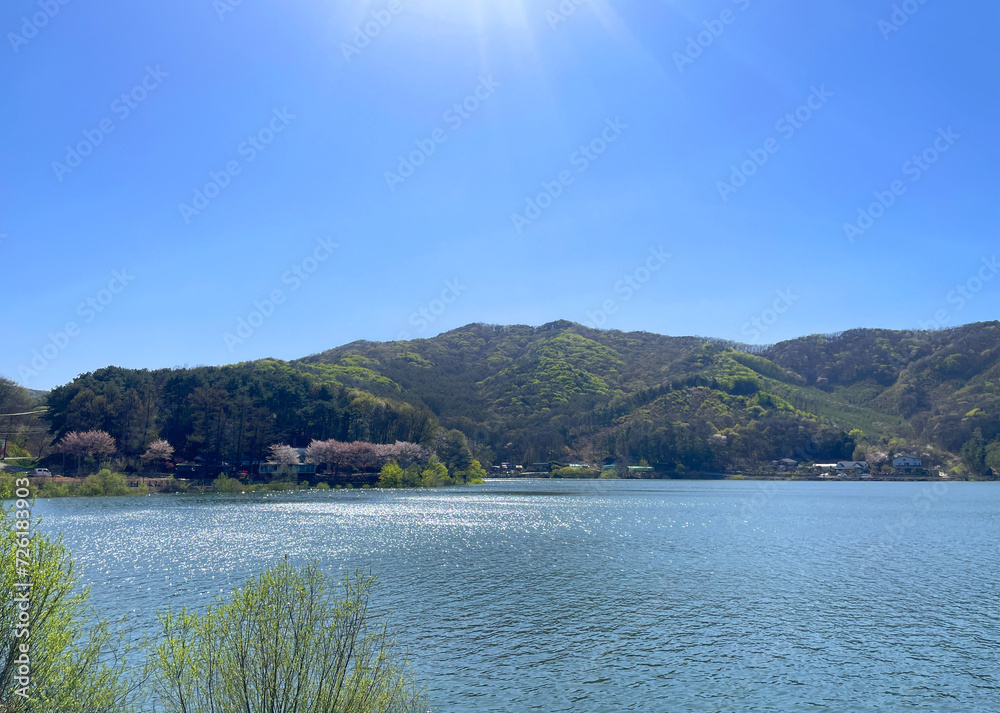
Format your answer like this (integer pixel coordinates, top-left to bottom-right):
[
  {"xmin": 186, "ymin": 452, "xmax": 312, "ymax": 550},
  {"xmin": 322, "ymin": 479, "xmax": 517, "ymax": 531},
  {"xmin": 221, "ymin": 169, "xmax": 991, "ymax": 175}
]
[{"xmin": 8, "ymin": 320, "xmax": 1000, "ymax": 476}]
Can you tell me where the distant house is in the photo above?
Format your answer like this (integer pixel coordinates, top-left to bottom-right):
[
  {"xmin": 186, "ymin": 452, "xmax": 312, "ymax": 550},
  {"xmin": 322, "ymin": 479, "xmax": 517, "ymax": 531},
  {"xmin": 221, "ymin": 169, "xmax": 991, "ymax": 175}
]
[
  {"xmin": 893, "ymin": 455, "xmax": 923, "ymax": 470},
  {"xmin": 530, "ymin": 463, "xmax": 551, "ymax": 473},
  {"xmin": 771, "ymin": 458, "xmax": 798, "ymax": 469},
  {"xmin": 836, "ymin": 461, "xmax": 869, "ymax": 472}
]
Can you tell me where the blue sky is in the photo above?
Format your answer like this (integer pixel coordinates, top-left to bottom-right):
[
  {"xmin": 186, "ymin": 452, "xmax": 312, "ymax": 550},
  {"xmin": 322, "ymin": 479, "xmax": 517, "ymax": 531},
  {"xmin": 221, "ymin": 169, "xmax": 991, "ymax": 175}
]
[{"xmin": 2, "ymin": 0, "xmax": 998, "ymax": 389}]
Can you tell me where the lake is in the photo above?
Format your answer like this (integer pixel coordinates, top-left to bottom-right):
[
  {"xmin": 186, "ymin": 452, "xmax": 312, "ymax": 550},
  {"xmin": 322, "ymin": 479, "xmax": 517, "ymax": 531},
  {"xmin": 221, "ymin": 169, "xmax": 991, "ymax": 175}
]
[{"xmin": 33, "ymin": 479, "xmax": 1000, "ymax": 712}]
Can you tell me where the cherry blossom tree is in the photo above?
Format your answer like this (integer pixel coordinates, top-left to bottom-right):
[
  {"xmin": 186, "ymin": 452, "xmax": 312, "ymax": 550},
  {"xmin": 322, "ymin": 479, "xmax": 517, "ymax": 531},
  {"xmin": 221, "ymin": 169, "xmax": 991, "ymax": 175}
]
[
  {"xmin": 57, "ymin": 430, "xmax": 117, "ymax": 474},
  {"xmin": 393, "ymin": 440, "xmax": 431, "ymax": 468},
  {"xmin": 141, "ymin": 439, "xmax": 175, "ymax": 465},
  {"xmin": 305, "ymin": 439, "xmax": 351, "ymax": 470},
  {"xmin": 304, "ymin": 439, "xmax": 430, "ymax": 474},
  {"xmin": 267, "ymin": 444, "xmax": 301, "ymax": 465}
]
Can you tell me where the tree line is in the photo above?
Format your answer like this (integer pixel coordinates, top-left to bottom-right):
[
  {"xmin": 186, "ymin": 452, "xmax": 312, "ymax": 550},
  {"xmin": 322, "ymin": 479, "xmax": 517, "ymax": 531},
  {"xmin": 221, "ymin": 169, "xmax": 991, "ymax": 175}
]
[{"xmin": 39, "ymin": 362, "xmax": 439, "ymax": 469}]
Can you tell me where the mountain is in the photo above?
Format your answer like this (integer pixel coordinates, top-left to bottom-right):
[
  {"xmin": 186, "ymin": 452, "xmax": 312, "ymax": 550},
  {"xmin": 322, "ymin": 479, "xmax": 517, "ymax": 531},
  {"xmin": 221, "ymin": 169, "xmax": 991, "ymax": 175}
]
[{"xmin": 21, "ymin": 321, "xmax": 1000, "ymax": 476}]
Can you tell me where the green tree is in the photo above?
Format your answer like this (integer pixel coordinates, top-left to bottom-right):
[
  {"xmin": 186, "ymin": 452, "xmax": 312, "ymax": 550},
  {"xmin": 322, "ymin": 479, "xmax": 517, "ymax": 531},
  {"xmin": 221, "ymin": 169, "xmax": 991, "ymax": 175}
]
[
  {"xmin": 419, "ymin": 458, "xmax": 451, "ymax": 487},
  {"xmin": 146, "ymin": 560, "xmax": 426, "ymax": 713},
  {"xmin": 434, "ymin": 429, "xmax": 473, "ymax": 474},
  {"xmin": 456, "ymin": 459, "xmax": 487, "ymax": 484},
  {"xmin": 402, "ymin": 464, "xmax": 422, "ymax": 487},
  {"xmin": 961, "ymin": 428, "xmax": 988, "ymax": 476},
  {"xmin": 984, "ymin": 439, "xmax": 1000, "ymax": 476},
  {"xmin": 0, "ymin": 506, "xmax": 136, "ymax": 713},
  {"xmin": 378, "ymin": 461, "xmax": 405, "ymax": 488},
  {"xmin": 887, "ymin": 437, "xmax": 907, "ymax": 459}
]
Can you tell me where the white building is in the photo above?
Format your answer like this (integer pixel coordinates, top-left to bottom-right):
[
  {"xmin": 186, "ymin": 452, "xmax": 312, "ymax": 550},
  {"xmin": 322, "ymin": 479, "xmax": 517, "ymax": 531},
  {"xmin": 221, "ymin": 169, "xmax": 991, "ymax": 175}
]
[{"xmin": 893, "ymin": 455, "xmax": 922, "ymax": 469}]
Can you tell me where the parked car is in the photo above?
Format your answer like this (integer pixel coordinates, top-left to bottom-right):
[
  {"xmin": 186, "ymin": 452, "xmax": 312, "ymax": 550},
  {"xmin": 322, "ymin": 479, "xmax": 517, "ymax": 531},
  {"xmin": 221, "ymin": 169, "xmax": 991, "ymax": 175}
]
[{"xmin": 34, "ymin": 468, "xmax": 52, "ymax": 477}]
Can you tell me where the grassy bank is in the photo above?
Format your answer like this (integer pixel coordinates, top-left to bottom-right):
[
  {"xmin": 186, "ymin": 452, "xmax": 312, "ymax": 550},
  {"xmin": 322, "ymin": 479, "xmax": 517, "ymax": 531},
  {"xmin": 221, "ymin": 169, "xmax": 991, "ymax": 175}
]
[
  {"xmin": 0, "ymin": 469, "xmax": 149, "ymax": 498},
  {"xmin": 1, "ymin": 465, "xmax": 487, "ymax": 499}
]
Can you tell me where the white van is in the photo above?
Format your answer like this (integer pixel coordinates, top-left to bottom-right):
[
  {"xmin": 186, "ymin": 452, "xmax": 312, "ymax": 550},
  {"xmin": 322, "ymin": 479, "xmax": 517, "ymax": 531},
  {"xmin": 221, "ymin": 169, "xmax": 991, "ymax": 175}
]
[{"xmin": 34, "ymin": 468, "xmax": 52, "ymax": 477}]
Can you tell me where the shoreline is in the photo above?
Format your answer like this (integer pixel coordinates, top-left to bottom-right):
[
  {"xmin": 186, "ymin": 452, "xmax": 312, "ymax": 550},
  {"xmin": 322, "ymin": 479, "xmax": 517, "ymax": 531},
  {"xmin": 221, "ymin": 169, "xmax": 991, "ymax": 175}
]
[
  {"xmin": 5, "ymin": 472, "xmax": 994, "ymax": 501},
  {"xmin": 488, "ymin": 472, "xmax": 988, "ymax": 483}
]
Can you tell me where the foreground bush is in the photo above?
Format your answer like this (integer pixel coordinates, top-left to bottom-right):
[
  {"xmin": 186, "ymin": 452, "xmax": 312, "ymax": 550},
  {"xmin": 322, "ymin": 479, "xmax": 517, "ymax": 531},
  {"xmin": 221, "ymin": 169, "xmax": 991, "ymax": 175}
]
[
  {"xmin": 262, "ymin": 479, "xmax": 301, "ymax": 491},
  {"xmin": 147, "ymin": 560, "xmax": 427, "ymax": 713},
  {"xmin": 0, "ymin": 504, "xmax": 428, "ymax": 712},
  {"xmin": 212, "ymin": 474, "xmax": 246, "ymax": 493},
  {"xmin": 78, "ymin": 469, "xmax": 147, "ymax": 497},
  {"xmin": 0, "ymin": 506, "xmax": 136, "ymax": 713},
  {"xmin": 550, "ymin": 466, "xmax": 591, "ymax": 479},
  {"xmin": 36, "ymin": 481, "xmax": 74, "ymax": 497},
  {"xmin": 1, "ymin": 471, "xmax": 149, "ymax": 498},
  {"xmin": 158, "ymin": 477, "xmax": 189, "ymax": 494},
  {"xmin": 0, "ymin": 472, "xmax": 15, "ymax": 499}
]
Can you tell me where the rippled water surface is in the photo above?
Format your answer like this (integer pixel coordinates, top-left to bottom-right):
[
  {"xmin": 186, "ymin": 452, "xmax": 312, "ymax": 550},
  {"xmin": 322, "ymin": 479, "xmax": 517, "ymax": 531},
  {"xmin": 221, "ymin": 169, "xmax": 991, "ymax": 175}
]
[{"xmin": 34, "ymin": 479, "xmax": 1000, "ymax": 712}]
